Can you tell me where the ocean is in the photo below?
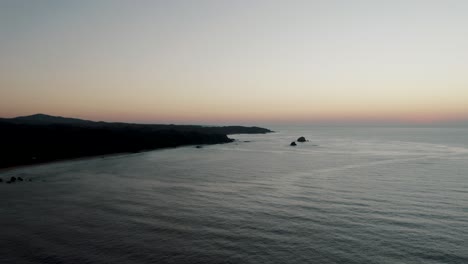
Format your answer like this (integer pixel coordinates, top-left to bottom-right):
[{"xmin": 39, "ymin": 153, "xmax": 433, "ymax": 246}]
[{"xmin": 1, "ymin": 126, "xmax": 467, "ymax": 263}]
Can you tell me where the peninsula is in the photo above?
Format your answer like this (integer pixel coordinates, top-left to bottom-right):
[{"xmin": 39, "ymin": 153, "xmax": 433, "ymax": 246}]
[{"xmin": 0, "ymin": 114, "xmax": 272, "ymax": 169}]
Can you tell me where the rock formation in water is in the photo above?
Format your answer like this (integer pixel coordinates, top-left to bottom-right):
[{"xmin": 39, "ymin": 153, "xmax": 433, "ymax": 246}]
[
  {"xmin": 290, "ymin": 141, "xmax": 297, "ymax": 146},
  {"xmin": 297, "ymin": 136, "xmax": 307, "ymax": 142},
  {"xmin": 1, "ymin": 176, "xmax": 32, "ymax": 184},
  {"xmin": 7, "ymin": 177, "xmax": 17, "ymax": 184}
]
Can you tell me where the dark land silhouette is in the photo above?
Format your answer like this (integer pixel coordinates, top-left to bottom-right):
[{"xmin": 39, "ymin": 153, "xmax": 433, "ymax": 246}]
[{"xmin": 0, "ymin": 114, "xmax": 272, "ymax": 169}]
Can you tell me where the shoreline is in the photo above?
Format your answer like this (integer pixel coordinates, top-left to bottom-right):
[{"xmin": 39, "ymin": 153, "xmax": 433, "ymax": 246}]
[
  {"xmin": 0, "ymin": 114, "xmax": 272, "ymax": 170},
  {"xmin": 0, "ymin": 140, "xmax": 236, "ymax": 174},
  {"xmin": 0, "ymin": 152, "xmax": 130, "ymax": 174}
]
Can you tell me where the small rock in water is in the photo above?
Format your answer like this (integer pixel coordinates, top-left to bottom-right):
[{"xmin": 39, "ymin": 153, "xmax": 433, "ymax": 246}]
[
  {"xmin": 297, "ymin": 136, "xmax": 307, "ymax": 142},
  {"xmin": 10, "ymin": 177, "xmax": 17, "ymax": 183},
  {"xmin": 0, "ymin": 178, "xmax": 3, "ymax": 183},
  {"xmin": 28, "ymin": 179, "xmax": 32, "ymax": 182},
  {"xmin": 18, "ymin": 177, "xmax": 24, "ymax": 182},
  {"xmin": 195, "ymin": 145, "xmax": 203, "ymax": 149},
  {"xmin": 290, "ymin": 141, "xmax": 297, "ymax": 146}
]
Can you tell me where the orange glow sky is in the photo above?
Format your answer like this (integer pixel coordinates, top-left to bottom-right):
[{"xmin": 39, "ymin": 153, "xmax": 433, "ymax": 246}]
[{"xmin": 1, "ymin": 1, "xmax": 468, "ymax": 125}]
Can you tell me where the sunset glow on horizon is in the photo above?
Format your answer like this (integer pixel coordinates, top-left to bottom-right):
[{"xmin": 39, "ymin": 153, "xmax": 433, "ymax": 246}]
[{"xmin": 1, "ymin": 1, "xmax": 468, "ymax": 125}]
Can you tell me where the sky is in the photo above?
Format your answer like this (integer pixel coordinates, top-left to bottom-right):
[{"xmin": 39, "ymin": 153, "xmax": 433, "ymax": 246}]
[{"xmin": 1, "ymin": 0, "xmax": 468, "ymax": 125}]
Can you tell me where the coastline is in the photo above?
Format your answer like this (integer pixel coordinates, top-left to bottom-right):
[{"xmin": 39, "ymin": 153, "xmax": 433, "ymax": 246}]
[
  {"xmin": 0, "ymin": 140, "xmax": 235, "ymax": 173},
  {"xmin": 0, "ymin": 114, "xmax": 272, "ymax": 170},
  {"xmin": 0, "ymin": 152, "xmax": 131, "ymax": 174}
]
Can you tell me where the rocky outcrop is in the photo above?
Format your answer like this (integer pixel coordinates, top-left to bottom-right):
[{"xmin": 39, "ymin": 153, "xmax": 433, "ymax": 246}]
[
  {"xmin": 7, "ymin": 177, "xmax": 17, "ymax": 184},
  {"xmin": 297, "ymin": 136, "xmax": 307, "ymax": 142},
  {"xmin": 290, "ymin": 141, "xmax": 297, "ymax": 146},
  {"xmin": 1, "ymin": 176, "xmax": 33, "ymax": 184}
]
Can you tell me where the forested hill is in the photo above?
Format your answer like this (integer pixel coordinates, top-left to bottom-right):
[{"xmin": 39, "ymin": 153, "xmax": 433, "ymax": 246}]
[
  {"xmin": 2, "ymin": 114, "xmax": 272, "ymax": 134},
  {"xmin": 0, "ymin": 114, "xmax": 272, "ymax": 168}
]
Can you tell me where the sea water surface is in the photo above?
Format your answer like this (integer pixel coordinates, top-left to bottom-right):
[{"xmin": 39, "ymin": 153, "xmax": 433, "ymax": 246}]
[{"xmin": 1, "ymin": 126, "xmax": 467, "ymax": 264}]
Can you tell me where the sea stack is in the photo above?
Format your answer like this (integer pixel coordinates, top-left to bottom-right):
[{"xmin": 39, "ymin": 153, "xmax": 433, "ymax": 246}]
[{"xmin": 7, "ymin": 177, "xmax": 17, "ymax": 184}]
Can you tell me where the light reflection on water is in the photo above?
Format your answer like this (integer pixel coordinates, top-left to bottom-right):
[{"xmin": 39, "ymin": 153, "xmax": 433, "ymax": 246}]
[{"xmin": 1, "ymin": 126, "xmax": 468, "ymax": 263}]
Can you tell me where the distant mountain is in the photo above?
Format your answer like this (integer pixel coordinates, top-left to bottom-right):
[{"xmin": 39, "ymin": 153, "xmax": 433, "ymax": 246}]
[{"xmin": 8, "ymin": 113, "xmax": 96, "ymax": 126}]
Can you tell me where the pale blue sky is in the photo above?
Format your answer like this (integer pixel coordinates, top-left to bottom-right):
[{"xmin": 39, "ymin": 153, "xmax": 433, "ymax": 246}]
[{"xmin": 1, "ymin": 0, "xmax": 468, "ymax": 124}]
